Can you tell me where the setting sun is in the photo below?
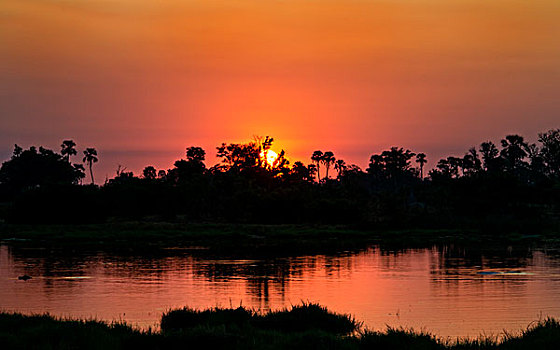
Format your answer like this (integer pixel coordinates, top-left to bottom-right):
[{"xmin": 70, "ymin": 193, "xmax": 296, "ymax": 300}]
[{"xmin": 260, "ymin": 150, "xmax": 278, "ymax": 167}]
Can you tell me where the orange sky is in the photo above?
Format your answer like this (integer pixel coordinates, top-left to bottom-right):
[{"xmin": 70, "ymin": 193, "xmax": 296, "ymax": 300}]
[{"xmin": 1, "ymin": 0, "xmax": 559, "ymax": 180}]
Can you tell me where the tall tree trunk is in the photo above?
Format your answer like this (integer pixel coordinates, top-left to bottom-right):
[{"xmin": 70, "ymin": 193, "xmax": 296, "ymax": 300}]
[{"xmin": 89, "ymin": 161, "xmax": 94, "ymax": 184}]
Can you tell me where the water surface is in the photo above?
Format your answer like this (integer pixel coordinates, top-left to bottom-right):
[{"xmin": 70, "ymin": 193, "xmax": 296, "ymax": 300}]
[{"xmin": 2, "ymin": 244, "xmax": 560, "ymax": 339}]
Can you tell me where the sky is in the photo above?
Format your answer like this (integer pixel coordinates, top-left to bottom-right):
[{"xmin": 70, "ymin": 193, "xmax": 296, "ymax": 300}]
[{"xmin": 1, "ymin": 0, "xmax": 559, "ymax": 182}]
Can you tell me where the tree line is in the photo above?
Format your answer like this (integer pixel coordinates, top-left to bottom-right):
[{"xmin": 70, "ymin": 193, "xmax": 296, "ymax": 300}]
[{"xmin": 0, "ymin": 130, "xmax": 558, "ymax": 230}]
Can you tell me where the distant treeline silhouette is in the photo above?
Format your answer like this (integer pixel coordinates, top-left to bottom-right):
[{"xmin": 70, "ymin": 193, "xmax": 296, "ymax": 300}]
[{"xmin": 0, "ymin": 130, "xmax": 559, "ymax": 231}]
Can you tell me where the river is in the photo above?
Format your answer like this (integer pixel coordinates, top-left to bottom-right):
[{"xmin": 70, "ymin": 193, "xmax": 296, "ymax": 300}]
[{"xmin": 2, "ymin": 243, "xmax": 560, "ymax": 339}]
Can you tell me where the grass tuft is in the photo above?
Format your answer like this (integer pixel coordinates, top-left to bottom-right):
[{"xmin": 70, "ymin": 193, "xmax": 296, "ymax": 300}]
[
  {"xmin": 255, "ymin": 302, "xmax": 360, "ymax": 334},
  {"xmin": 161, "ymin": 306, "xmax": 253, "ymax": 332},
  {"xmin": 161, "ymin": 302, "xmax": 359, "ymax": 335}
]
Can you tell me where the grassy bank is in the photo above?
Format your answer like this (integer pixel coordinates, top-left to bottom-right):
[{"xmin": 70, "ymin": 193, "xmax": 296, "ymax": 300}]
[
  {"xmin": 0, "ymin": 222, "xmax": 553, "ymax": 253},
  {"xmin": 1, "ymin": 304, "xmax": 559, "ymax": 349}
]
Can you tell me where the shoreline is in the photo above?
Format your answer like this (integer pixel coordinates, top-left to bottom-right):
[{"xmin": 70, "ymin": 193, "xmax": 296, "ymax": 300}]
[{"xmin": 1, "ymin": 222, "xmax": 554, "ymax": 250}]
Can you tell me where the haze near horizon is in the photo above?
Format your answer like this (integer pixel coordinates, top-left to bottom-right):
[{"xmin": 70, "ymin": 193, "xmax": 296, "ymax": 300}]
[{"xmin": 1, "ymin": 0, "xmax": 559, "ymax": 178}]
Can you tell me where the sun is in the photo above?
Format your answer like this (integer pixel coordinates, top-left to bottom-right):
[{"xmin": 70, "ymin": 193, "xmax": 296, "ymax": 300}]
[{"xmin": 259, "ymin": 150, "xmax": 278, "ymax": 167}]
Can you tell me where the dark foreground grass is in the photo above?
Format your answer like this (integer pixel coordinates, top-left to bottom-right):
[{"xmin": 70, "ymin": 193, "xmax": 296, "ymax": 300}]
[
  {"xmin": 161, "ymin": 303, "xmax": 360, "ymax": 335},
  {"xmin": 2, "ymin": 304, "xmax": 560, "ymax": 350}
]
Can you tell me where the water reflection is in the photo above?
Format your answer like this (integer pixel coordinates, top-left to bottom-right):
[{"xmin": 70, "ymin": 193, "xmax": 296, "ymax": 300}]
[{"xmin": 2, "ymin": 244, "xmax": 560, "ymax": 338}]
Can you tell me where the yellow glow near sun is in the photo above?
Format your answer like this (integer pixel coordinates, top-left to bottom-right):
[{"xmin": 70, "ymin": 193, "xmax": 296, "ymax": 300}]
[{"xmin": 260, "ymin": 150, "xmax": 278, "ymax": 167}]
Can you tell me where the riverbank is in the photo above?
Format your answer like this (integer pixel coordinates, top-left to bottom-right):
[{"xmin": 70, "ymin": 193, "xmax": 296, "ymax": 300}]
[
  {"xmin": 1, "ymin": 304, "xmax": 559, "ymax": 349},
  {"xmin": 0, "ymin": 222, "xmax": 554, "ymax": 253}
]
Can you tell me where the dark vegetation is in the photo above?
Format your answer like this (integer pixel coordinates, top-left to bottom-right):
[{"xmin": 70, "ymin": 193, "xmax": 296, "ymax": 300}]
[
  {"xmin": 0, "ymin": 131, "xmax": 559, "ymax": 236},
  {"xmin": 2, "ymin": 304, "xmax": 560, "ymax": 350},
  {"xmin": 0, "ymin": 222, "xmax": 545, "ymax": 256},
  {"xmin": 161, "ymin": 303, "xmax": 359, "ymax": 335}
]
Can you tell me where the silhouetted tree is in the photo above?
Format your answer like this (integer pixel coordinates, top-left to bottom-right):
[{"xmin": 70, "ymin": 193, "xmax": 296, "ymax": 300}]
[
  {"xmin": 339, "ymin": 164, "xmax": 366, "ymax": 190},
  {"xmin": 60, "ymin": 140, "xmax": 77, "ymax": 162},
  {"xmin": 415, "ymin": 153, "xmax": 427, "ymax": 179},
  {"xmin": 367, "ymin": 154, "xmax": 384, "ymax": 180},
  {"xmin": 3, "ymin": 131, "xmax": 558, "ymax": 228},
  {"xmin": 13, "ymin": 144, "xmax": 22, "ymax": 157},
  {"xmin": 345, "ymin": 164, "xmax": 363, "ymax": 175},
  {"xmin": 462, "ymin": 148, "xmax": 481, "ymax": 176},
  {"xmin": 215, "ymin": 137, "xmax": 289, "ymax": 178},
  {"xmin": 385, "ymin": 148, "xmax": 415, "ymax": 178},
  {"xmin": 143, "ymin": 166, "xmax": 157, "ymax": 180},
  {"xmin": 307, "ymin": 164, "xmax": 317, "ymax": 181},
  {"xmin": 334, "ymin": 159, "xmax": 346, "ymax": 179},
  {"xmin": 539, "ymin": 129, "xmax": 560, "ymax": 177},
  {"xmin": 217, "ymin": 142, "xmax": 260, "ymax": 172},
  {"xmin": 311, "ymin": 151, "xmax": 323, "ymax": 182},
  {"xmin": 107, "ymin": 169, "xmax": 136, "ymax": 186},
  {"xmin": 447, "ymin": 156, "xmax": 463, "ymax": 178},
  {"xmin": 115, "ymin": 165, "xmax": 126, "ymax": 176},
  {"xmin": 500, "ymin": 135, "xmax": 529, "ymax": 172},
  {"xmin": 167, "ymin": 147, "xmax": 207, "ymax": 183},
  {"xmin": 183, "ymin": 146, "xmax": 207, "ymax": 174},
  {"xmin": 82, "ymin": 148, "xmax": 98, "ymax": 184},
  {"xmin": 430, "ymin": 156, "xmax": 462, "ymax": 179},
  {"xmin": 0, "ymin": 145, "xmax": 84, "ymax": 191},
  {"xmin": 479, "ymin": 141, "xmax": 500, "ymax": 171},
  {"xmin": 290, "ymin": 161, "xmax": 312, "ymax": 182},
  {"xmin": 271, "ymin": 149, "xmax": 289, "ymax": 173},
  {"xmin": 526, "ymin": 143, "xmax": 546, "ymax": 179},
  {"xmin": 321, "ymin": 151, "xmax": 336, "ymax": 180},
  {"xmin": 369, "ymin": 147, "xmax": 416, "ymax": 180},
  {"xmin": 431, "ymin": 159, "xmax": 451, "ymax": 179},
  {"xmin": 186, "ymin": 146, "xmax": 206, "ymax": 163},
  {"xmin": 256, "ymin": 136, "xmax": 274, "ymax": 168},
  {"xmin": 73, "ymin": 164, "xmax": 85, "ymax": 185}
]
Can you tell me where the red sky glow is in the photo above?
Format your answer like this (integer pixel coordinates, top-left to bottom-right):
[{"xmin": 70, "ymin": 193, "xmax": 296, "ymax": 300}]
[{"xmin": 1, "ymin": 0, "xmax": 559, "ymax": 180}]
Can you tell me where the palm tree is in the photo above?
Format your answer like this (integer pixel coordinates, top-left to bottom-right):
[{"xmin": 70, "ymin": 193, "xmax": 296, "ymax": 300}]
[
  {"xmin": 500, "ymin": 135, "xmax": 529, "ymax": 171},
  {"xmin": 415, "ymin": 153, "xmax": 427, "ymax": 179},
  {"xmin": 61, "ymin": 140, "xmax": 77, "ymax": 162},
  {"xmin": 311, "ymin": 151, "xmax": 323, "ymax": 182},
  {"xmin": 82, "ymin": 148, "xmax": 98, "ymax": 184},
  {"xmin": 334, "ymin": 159, "xmax": 346, "ymax": 179},
  {"xmin": 321, "ymin": 151, "xmax": 336, "ymax": 180}
]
